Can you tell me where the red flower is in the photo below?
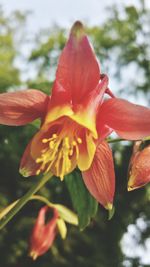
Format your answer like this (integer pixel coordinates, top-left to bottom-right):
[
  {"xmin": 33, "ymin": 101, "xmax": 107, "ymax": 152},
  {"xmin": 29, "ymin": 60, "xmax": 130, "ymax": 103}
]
[
  {"xmin": 128, "ymin": 142, "xmax": 150, "ymax": 191},
  {"xmin": 29, "ymin": 206, "xmax": 59, "ymax": 260},
  {"xmin": 1, "ymin": 21, "xmax": 150, "ymax": 209}
]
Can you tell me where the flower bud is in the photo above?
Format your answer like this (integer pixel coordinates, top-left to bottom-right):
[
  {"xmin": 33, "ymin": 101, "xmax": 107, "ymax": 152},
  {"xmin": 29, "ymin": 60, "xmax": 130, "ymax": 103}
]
[
  {"xmin": 128, "ymin": 142, "xmax": 150, "ymax": 191},
  {"xmin": 29, "ymin": 206, "xmax": 59, "ymax": 260}
]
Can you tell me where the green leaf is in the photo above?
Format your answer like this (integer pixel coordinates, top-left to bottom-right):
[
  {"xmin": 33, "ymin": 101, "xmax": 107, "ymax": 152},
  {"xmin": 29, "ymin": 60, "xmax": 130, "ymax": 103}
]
[
  {"xmin": 65, "ymin": 170, "xmax": 98, "ymax": 230},
  {"xmin": 29, "ymin": 118, "xmax": 41, "ymax": 129},
  {"xmin": 143, "ymin": 136, "xmax": 150, "ymax": 141}
]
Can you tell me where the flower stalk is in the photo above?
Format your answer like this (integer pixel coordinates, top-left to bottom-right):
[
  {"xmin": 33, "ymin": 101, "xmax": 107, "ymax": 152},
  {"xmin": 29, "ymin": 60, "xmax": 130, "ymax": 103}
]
[
  {"xmin": 107, "ymin": 138, "xmax": 127, "ymax": 143},
  {"xmin": 0, "ymin": 173, "xmax": 53, "ymax": 230}
]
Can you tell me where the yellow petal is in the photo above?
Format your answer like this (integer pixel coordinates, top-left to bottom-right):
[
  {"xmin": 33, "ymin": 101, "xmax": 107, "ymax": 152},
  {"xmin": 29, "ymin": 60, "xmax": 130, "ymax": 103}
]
[
  {"xmin": 57, "ymin": 218, "xmax": 67, "ymax": 239},
  {"xmin": 0, "ymin": 200, "xmax": 18, "ymax": 220},
  {"xmin": 78, "ymin": 132, "xmax": 96, "ymax": 171},
  {"xmin": 45, "ymin": 105, "xmax": 97, "ymax": 139},
  {"xmin": 45, "ymin": 105, "xmax": 74, "ymax": 125}
]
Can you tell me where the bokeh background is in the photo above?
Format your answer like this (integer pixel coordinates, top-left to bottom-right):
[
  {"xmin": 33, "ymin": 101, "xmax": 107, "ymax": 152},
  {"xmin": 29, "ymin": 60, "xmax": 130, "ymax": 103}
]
[{"xmin": 0, "ymin": 0, "xmax": 150, "ymax": 266}]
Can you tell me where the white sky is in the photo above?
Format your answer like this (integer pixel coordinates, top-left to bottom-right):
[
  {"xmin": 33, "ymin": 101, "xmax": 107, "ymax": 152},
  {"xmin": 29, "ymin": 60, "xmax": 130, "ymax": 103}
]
[{"xmin": 0, "ymin": 0, "xmax": 149, "ymax": 33}]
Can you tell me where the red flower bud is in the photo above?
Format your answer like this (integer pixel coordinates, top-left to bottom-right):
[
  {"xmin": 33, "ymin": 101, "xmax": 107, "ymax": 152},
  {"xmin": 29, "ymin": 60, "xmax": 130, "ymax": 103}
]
[
  {"xmin": 128, "ymin": 142, "xmax": 150, "ymax": 191},
  {"xmin": 29, "ymin": 206, "xmax": 59, "ymax": 260}
]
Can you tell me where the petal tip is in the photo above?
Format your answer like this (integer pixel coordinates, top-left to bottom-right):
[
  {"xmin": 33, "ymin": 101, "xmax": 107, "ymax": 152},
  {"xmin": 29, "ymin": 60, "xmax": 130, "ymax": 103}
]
[
  {"xmin": 29, "ymin": 251, "xmax": 38, "ymax": 261},
  {"xmin": 105, "ymin": 202, "xmax": 113, "ymax": 211},
  {"xmin": 128, "ymin": 184, "xmax": 142, "ymax": 191},
  {"xmin": 71, "ymin": 21, "xmax": 85, "ymax": 40},
  {"xmin": 71, "ymin": 20, "xmax": 84, "ymax": 30},
  {"xmin": 19, "ymin": 167, "xmax": 31, "ymax": 177},
  {"xmin": 128, "ymin": 175, "xmax": 136, "ymax": 191},
  {"xmin": 128, "ymin": 186, "xmax": 134, "ymax": 191},
  {"xmin": 108, "ymin": 205, "xmax": 115, "ymax": 220}
]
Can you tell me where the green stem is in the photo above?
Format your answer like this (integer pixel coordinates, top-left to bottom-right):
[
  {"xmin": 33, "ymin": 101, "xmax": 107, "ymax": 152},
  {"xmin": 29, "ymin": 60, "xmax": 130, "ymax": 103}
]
[
  {"xmin": 107, "ymin": 138, "xmax": 128, "ymax": 143},
  {"xmin": 30, "ymin": 195, "xmax": 53, "ymax": 206},
  {"xmin": 0, "ymin": 173, "xmax": 53, "ymax": 230}
]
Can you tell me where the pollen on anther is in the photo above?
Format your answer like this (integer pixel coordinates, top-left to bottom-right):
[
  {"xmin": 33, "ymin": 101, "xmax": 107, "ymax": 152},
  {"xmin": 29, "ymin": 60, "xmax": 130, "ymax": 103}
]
[
  {"xmin": 49, "ymin": 141, "xmax": 55, "ymax": 149},
  {"xmin": 72, "ymin": 141, "xmax": 77, "ymax": 146},
  {"xmin": 77, "ymin": 137, "xmax": 82, "ymax": 144},
  {"xmin": 52, "ymin": 134, "xmax": 57, "ymax": 138},
  {"xmin": 42, "ymin": 138, "xmax": 49, "ymax": 143},
  {"xmin": 36, "ymin": 158, "xmax": 42, "ymax": 163},
  {"xmin": 42, "ymin": 134, "xmax": 58, "ymax": 144},
  {"xmin": 36, "ymin": 169, "xmax": 41, "ymax": 175},
  {"xmin": 69, "ymin": 149, "xmax": 73, "ymax": 156}
]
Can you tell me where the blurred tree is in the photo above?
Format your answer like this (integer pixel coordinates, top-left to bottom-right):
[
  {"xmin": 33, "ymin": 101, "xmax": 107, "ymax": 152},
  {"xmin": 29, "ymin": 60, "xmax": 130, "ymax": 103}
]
[
  {"xmin": 0, "ymin": 7, "xmax": 26, "ymax": 92},
  {"xmin": 88, "ymin": 2, "xmax": 150, "ymax": 99},
  {"xmin": 0, "ymin": 1, "xmax": 150, "ymax": 267}
]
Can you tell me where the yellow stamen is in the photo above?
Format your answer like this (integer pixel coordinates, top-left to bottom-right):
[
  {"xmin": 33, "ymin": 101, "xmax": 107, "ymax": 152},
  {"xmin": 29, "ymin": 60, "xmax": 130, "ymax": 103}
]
[
  {"xmin": 49, "ymin": 140, "xmax": 55, "ymax": 149},
  {"xmin": 60, "ymin": 137, "xmax": 72, "ymax": 180},
  {"xmin": 69, "ymin": 149, "xmax": 73, "ymax": 156},
  {"xmin": 56, "ymin": 150, "xmax": 63, "ymax": 177},
  {"xmin": 42, "ymin": 139, "xmax": 49, "ymax": 143},
  {"xmin": 36, "ymin": 133, "xmax": 82, "ymax": 179},
  {"xmin": 72, "ymin": 141, "xmax": 79, "ymax": 159},
  {"xmin": 42, "ymin": 134, "xmax": 58, "ymax": 143},
  {"xmin": 36, "ymin": 169, "xmax": 41, "ymax": 175}
]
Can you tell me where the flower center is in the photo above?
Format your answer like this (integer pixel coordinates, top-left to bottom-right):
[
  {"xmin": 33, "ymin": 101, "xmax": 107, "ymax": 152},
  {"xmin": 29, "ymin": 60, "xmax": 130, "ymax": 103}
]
[{"xmin": 35, "ymin": 133, "xmax": 82, "ymax": 180}]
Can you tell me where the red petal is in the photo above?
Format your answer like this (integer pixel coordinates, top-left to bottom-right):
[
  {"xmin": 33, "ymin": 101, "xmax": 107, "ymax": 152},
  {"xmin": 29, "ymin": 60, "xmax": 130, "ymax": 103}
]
[
  {"xmin": 53, "ymin": 21, "xmax": 100, "ymax": 104},
  {"xmin": 81, "ymin": 74, "xmax": 109, "ymax": 115},
  {"xmin": 82, "ymin": 141, "xmax": 115, "ymax": 209},
  {"xmin": 105, "ymin": 88, "xmax": 115, "ymax": 98},
  {"xmin": 19, "ymin": 140, "xmax": 40, "ymax": 177},
  {"xmin": 34, "ymin": 206, "xmax": 48, "ymax": 227},
  {"xmin": 128, "ymin": 144, "xmax": 150, "ymax": 191},
  {"xmin": 0, "ymin": 89, "xmax": 49, "ymax": 126},
  {"xmin": 50, "ymin": 80, "xmax": 71, "ymax": 107},
  {"xmin": 98, "ymin": 124, "xmax": 113, "ymax": 140},
  {"xmin": 97, "ymin": 98, "xmax": 150, "ymax": 140},
  {"xmin": 30, "ymin": 206, "xmax": 58, "ymax": 259}
]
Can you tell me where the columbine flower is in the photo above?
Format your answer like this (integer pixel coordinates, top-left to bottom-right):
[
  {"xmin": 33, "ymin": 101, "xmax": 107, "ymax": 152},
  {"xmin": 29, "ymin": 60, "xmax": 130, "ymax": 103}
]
[
  {"xmin": 128, "ymin": 142, "xmax": 150, "ymax": 191},
  {"xmin": 29, "ymin": 206, "xmax": 59, "ymax": 260},
  {"xmin": 1, "ymin": 21, "xmax": 150, "ymax": 209}
]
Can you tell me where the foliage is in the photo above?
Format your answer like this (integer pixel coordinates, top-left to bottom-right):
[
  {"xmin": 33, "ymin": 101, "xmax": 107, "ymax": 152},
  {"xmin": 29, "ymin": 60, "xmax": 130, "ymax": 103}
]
[
  {"xmin": 65, "ymin": 171, "xmax": 98, "ymax": 230},
  {"xmin": 0, "ymin": 7, "xmax": 28, "ymax": 91}
]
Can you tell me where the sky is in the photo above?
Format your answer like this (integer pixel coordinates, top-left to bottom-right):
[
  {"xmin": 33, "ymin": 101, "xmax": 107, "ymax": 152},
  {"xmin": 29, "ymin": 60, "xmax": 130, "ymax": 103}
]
[{"xmin": 0, "ymin": 0, "xmax": 149, "ymax": 33}]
